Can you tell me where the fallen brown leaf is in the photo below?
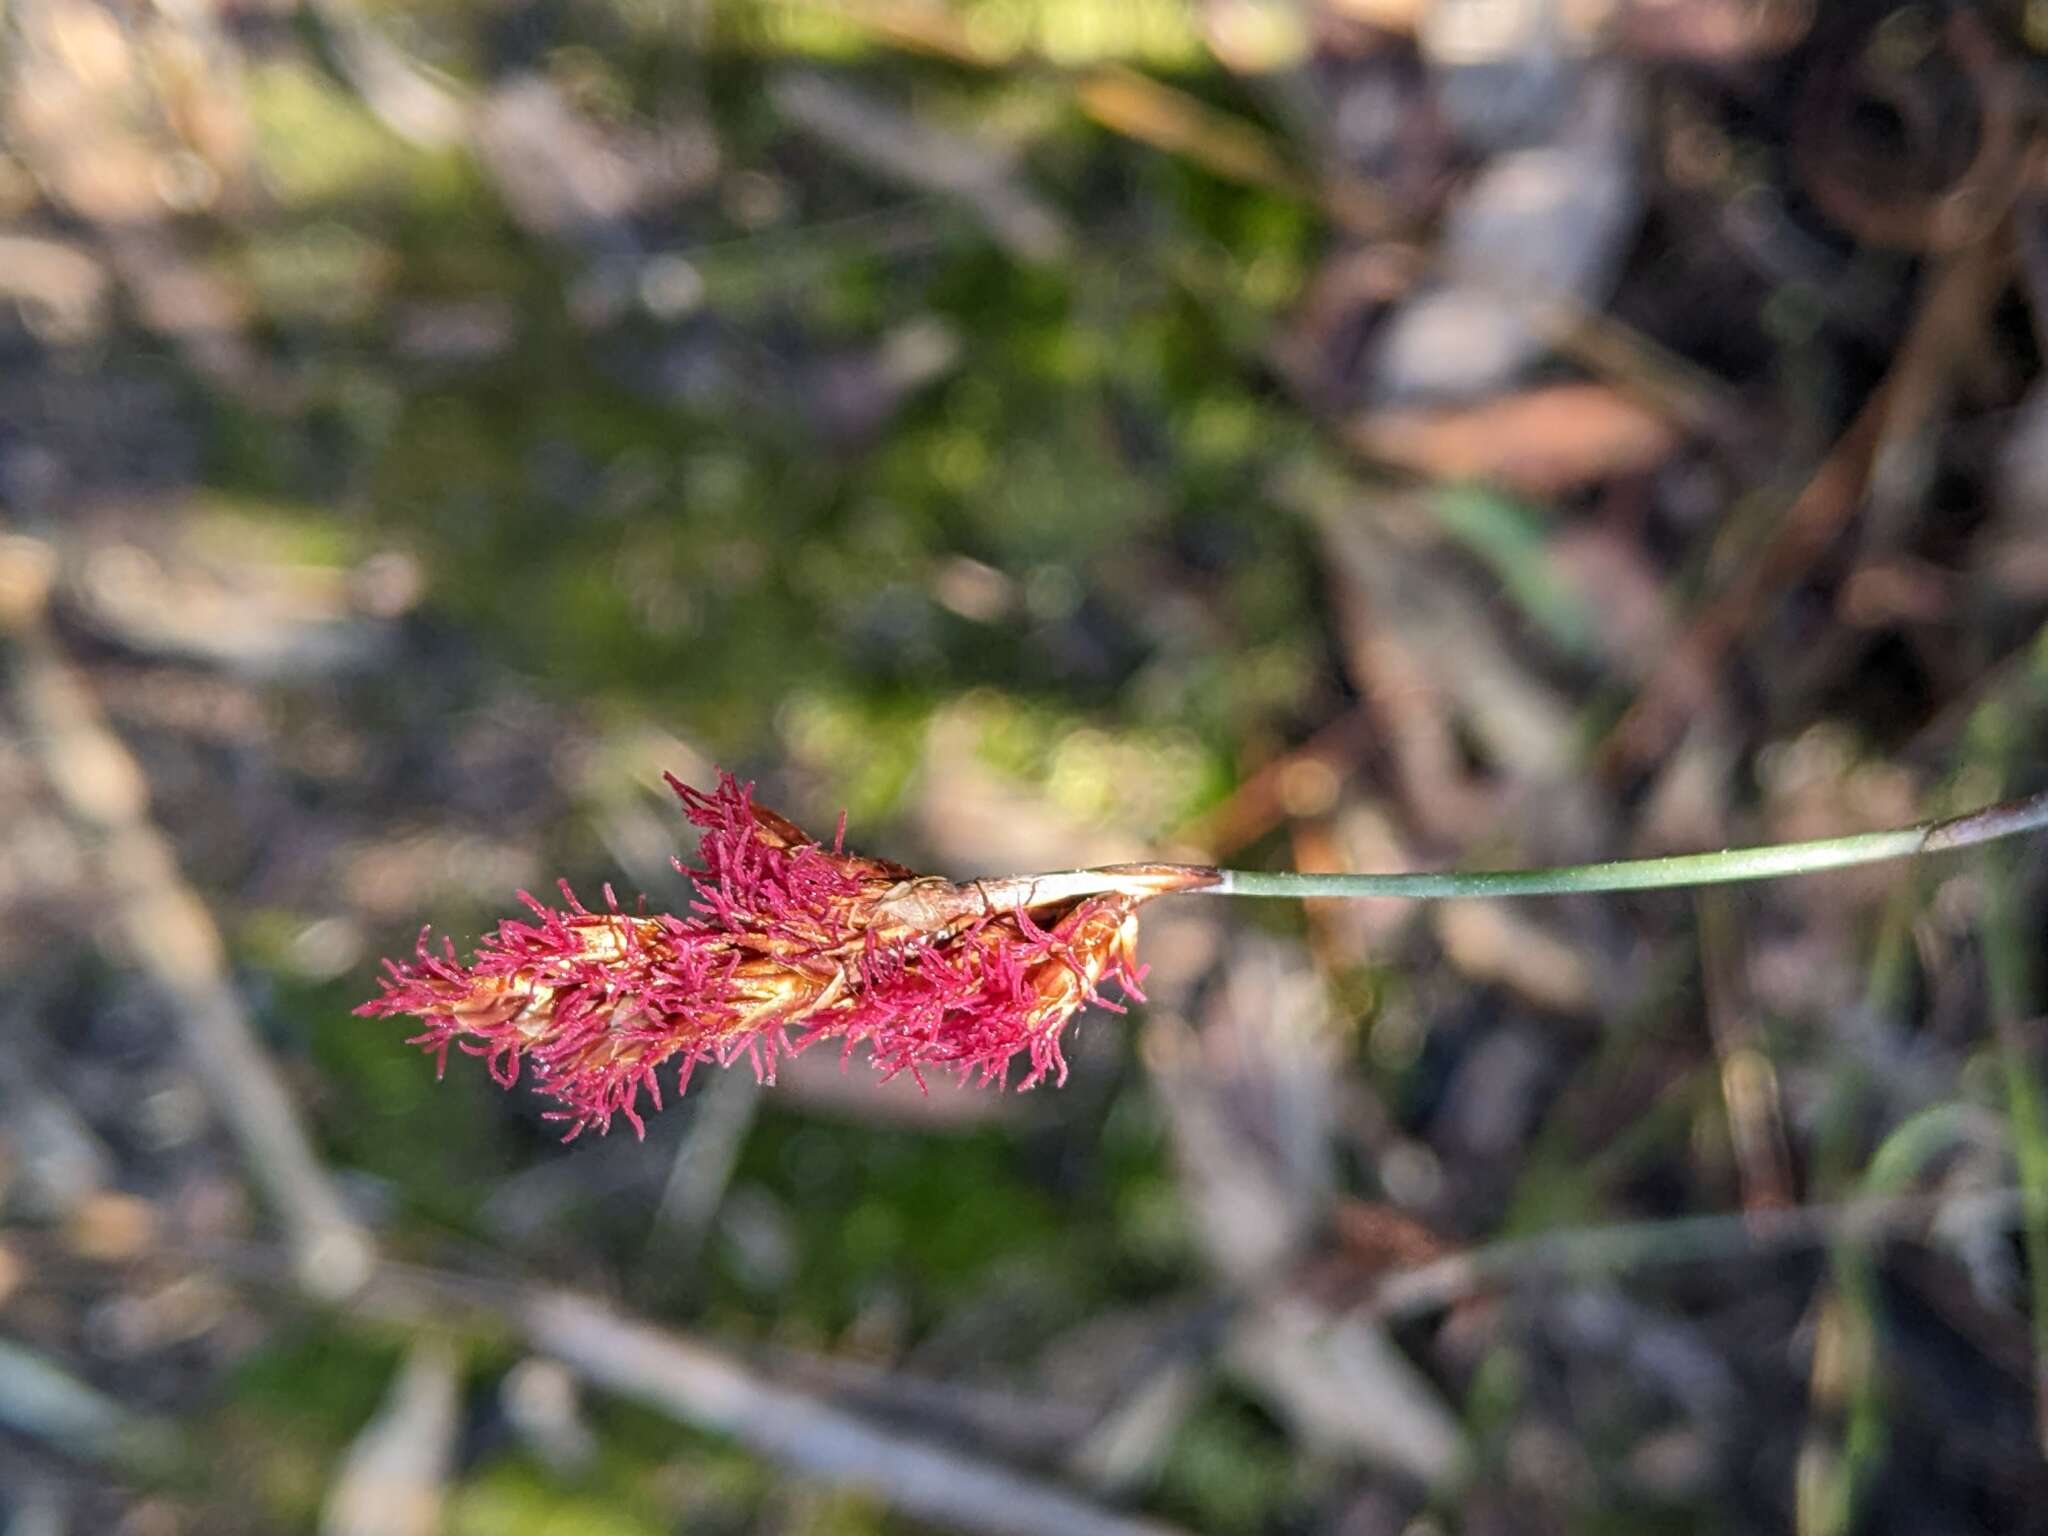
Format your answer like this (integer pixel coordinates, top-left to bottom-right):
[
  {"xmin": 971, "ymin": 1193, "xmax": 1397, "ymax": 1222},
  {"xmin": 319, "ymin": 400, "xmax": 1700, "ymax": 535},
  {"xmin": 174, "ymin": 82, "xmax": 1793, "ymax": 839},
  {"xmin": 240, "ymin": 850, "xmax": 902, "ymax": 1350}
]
[{"xmin": 1349, "ymin": 383, "xmax": 1681, "ymax": 496}]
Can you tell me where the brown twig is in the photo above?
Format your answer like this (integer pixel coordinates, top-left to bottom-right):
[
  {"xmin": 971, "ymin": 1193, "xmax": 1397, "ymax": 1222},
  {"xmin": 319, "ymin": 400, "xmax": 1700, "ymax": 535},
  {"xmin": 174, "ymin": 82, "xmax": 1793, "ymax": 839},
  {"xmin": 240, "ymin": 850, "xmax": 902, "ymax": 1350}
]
[
  {"xmin": 827, "ymin": 0, "xmax": 1409, "ymax": 242},
  {"xmin": 1696, "ymin": 891, "xmax": 1797, "ymax": 1219},
  {"xmin": 1594, "ymin": 238, "xmax": 2012, "ymax": 779}
]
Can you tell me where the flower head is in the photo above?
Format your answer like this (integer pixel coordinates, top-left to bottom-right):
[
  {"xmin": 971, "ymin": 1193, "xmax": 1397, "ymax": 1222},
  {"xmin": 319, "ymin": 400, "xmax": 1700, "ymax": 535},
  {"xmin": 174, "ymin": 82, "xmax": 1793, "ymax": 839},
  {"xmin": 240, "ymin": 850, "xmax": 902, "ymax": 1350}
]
[{"xmin": 358, "ymin": 772, "xmax": 1195, "ymax": 1138}]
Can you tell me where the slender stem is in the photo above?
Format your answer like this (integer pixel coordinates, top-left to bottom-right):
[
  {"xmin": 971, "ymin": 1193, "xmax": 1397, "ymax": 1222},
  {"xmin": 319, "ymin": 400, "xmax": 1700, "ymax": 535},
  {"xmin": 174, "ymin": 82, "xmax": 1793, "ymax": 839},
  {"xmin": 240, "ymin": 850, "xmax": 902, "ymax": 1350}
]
[
  {"xmin": 1363, "ymin": 1187, "xmax": 2020, "ymax": 1323},
  {"xmin": 1180, "ymin": 788, "xmax": 2048, "ymax": 902},
  {"xmin": 1981, "ymin": 795, "xmax": 2048, "ymax": 1452}
]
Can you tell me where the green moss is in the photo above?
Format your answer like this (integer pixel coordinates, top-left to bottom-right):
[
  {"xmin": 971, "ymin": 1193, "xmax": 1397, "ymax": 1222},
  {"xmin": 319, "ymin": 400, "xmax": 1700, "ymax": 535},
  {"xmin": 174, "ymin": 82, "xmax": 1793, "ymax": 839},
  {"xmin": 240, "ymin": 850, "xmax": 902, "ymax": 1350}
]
[
  {"xmin": 933, "ymin": 689, "xmax": 1215, "ymax": 835},
  {"xmin": 449, "ymin": 1454, "xmax": 677, "ymax": 1536},
  {"xmin": 775, "ymin": 691, "xmax": 930, "ymax": 823},
  {"xmin": 292, "ymin": 973, "xmax": 517, "ymax": 1234},
  {"xmin": 182, "ymin": 492, "xmax": 368, "ymax": 568},
  {"xmin": 724, "ymin": 1113, "xmax": 1072, "ymax": 1329},
  {"xmin": 706, "ymin": 0, "xmax": 1203, "ymax": 65},
  {"xmin": 245, "ymin": 63, "xmax": 437, "ymax": 209},
  {"xmin": 238, "ymin": 224, "xmax": 393, "ymax": 328},
  {"xmin": 210, "ymin": 1325, "xmax": 410, "ymax": 1527},
  {"xmin": 707, "ymin": 0, "xmax": 880, "ymax": 60},
  {"xmin": 1154, "ymin": 1394, "xmax": 1302, "ymax": 1535},
  {"xmin": 701, "ymin": 1082, "xmax": 1178, "ymax": 1342}
]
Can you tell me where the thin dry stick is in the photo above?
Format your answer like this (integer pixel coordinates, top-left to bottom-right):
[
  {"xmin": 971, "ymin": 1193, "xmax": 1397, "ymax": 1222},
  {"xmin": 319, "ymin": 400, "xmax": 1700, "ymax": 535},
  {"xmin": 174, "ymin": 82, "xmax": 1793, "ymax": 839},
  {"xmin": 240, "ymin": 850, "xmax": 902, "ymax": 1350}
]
[
  {"xmin": 770, "ymin": 71, "xmax": 1071, "ymax": 264},
  {"xmin": 522, "ymin": 1290, "xmax": 1192, "ymax": 1536},
  {"xmin": 19, "ymin": 1225, "xmax": 1191, "ymax": 1536},
  {"xmin": 822, "ymin": 1, "xmax": 1408, "ymax": 241},
  {"xmin": 1362, "ymin": 1188, "xmax": 2022, "ymax": 1323},
  {"xmin": 0, "ymin": 537, "xmax": 376, "ymax": 1300}
]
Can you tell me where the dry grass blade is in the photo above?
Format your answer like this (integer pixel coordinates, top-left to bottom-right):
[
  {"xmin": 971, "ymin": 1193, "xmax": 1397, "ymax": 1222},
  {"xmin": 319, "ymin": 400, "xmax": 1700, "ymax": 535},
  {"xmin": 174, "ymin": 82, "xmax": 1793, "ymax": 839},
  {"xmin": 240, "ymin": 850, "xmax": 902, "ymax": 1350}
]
[
  {"xmin": 1697, "ymin": 891, "xmax": 1796, "ymax": 1218},
  {"xmin": 1072, "ymin": 67, "xmax": 1406, "ymax": 240},
  {"xmin": 771, "ymin": 72, "xmax": 1071, "ymax": 265}
]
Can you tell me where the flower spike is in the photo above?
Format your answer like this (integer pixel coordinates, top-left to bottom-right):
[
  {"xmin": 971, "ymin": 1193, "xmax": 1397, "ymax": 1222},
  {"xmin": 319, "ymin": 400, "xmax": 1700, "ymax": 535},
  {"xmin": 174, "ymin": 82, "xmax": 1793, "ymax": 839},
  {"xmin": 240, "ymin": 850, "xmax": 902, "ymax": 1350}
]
[{"xmin": 358, "ymin": 772, "xmax": 1193, "ymax": 1139}]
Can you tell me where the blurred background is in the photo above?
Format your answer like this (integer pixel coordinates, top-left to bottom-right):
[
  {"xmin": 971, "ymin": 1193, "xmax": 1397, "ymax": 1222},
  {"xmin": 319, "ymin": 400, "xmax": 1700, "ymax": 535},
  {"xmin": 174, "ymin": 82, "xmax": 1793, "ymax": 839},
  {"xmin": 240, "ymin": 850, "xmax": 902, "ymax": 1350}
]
[{"xmin": 3, "ymin": 0, "xmax": 2048, "ymax": 1530}]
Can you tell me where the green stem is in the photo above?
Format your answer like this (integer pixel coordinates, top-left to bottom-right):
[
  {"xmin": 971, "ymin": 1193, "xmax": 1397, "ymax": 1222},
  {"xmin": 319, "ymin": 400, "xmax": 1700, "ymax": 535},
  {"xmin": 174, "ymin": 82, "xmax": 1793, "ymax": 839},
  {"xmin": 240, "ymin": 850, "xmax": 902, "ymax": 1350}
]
[
  {"xmin": 1194, "ymin": 788, "xmax": 2048, "ymax": 901},
  {"xmin": 1981, "ymin": 802, "xmax": 2048, "ymax": 1451}
]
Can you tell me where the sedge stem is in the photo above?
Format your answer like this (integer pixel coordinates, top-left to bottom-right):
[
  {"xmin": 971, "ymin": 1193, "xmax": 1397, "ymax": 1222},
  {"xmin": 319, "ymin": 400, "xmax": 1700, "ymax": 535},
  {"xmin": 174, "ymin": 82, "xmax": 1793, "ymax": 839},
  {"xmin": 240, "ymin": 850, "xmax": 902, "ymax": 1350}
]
[{"xmin": 1166, "ymin": 788, "xmax": 2048, "ymax": 902}]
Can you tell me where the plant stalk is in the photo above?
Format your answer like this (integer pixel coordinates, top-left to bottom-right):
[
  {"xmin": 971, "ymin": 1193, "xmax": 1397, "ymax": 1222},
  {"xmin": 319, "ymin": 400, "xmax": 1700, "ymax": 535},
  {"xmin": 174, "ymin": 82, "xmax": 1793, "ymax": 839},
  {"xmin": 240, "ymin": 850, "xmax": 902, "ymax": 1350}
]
[{"xmin": 1142, "ymin": 787, "xmax": 2048, "ymax": 902}]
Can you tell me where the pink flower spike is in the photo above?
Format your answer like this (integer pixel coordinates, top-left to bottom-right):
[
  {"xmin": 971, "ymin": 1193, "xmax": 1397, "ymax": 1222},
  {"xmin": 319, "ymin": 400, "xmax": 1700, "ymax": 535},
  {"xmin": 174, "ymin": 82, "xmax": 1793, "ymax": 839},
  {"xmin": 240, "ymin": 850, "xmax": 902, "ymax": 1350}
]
[{"xmin": 359, "ymin": 771, "xmax": 1191, "ymax": 1139}]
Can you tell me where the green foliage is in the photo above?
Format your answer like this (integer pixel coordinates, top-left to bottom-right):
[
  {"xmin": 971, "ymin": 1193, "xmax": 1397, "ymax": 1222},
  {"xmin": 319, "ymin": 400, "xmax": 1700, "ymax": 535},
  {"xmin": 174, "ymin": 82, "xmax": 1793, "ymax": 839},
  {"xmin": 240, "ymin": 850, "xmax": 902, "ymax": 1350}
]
[
  {"xmin": 295, "ymin": 972, "xmax": 518, "ymax": 1233},
  {"xmin": 1153, "ymin": 1394, "xmax": 1301, "ymax": 1536},
  {"xmin": 212, "ymin": 1326, "xmax": 412, "ymax": 1527},
  {"xmin": 710, "ymin": 1093, "xmax": 1175, "ymax": 1338}
]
